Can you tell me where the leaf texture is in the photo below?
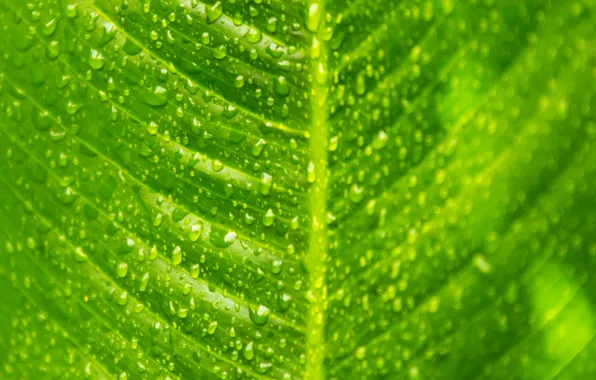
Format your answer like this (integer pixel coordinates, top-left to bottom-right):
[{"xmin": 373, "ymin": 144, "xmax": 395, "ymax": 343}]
[{"xmin": 0, "ymin": 0, "xmax": 595, "ymax": 379}]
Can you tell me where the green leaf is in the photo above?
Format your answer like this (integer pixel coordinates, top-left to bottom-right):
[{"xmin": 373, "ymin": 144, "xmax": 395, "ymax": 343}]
[{"xmin": 0, "ymin": 0, "xmax": 595, "ymax": 379}]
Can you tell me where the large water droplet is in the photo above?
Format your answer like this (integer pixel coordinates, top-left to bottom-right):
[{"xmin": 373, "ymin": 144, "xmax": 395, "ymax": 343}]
[
  {"xmin": 305, "ymin": 1, "xmax": 322, "ymax": 32},
  {"xmin": 142, "ymin": 86, "xmax": 169, "ymax": 107},
  {"xmin": 206, "ymin": 2, "xmax": 223, "ymax": 24},
  {"xmin": 249, "ymin": 305, "xmax": 270, "ymax": 326},
  {"xmin": 89, "ymin": 49, "xmax": 105, "ymax": 70}
]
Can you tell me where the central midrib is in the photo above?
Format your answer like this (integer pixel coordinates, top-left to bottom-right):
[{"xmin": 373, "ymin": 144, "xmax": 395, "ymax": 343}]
[{"xmin": 304, "ymin": 0, "xmax": 329, "ymax": 379}]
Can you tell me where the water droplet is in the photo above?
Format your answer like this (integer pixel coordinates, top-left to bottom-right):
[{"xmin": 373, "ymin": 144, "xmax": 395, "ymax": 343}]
[
  {"xmin": 263, "ymin": 209, "xmax": 274, "ymax": 227},
  {"xmin": 212, "ymin": 160, "xmax": 224, "ymax": 172},
  {"xmin": 212, "ymin": 45, "xmax": 227, "ymax": 60},
  {"xmin": 149, "ymin": 245, "xmax": 158, "ymax": 260},
  {"xmin": 209, "ymin": 227, "xmax": 237, "ymax": 248},
  {"xmin": 272, "ymin": 259, "xmax": 283, "ymax": 274},
  {"xmin": 189, "ymin": 223, "xmax": 204, "ymax": 241},
  {"xmin": 260, "ymin": 173, "xmax": 273, "ymax": 196},
  {"xmin": 153, "ymin": 213, "xmax": 163, "ymax": 226},
  {"xmin": 234, "ymin": 75, "xmax": 245, "ymax": 88},
  {"xmin": 252, "ymin": 139, "xmax": 266, "ymax": 157},
  {"xmin": 57, "ymin": 187, "xmax": 78, "ymax": 205},
  {"xmin": 119, "ymin": 238, "xmax": 136, "ymax": 254},
  {"xmin": 142, "ymin": 86, "xmax": 169, "ymax": 107},
  {"xmin": 266, "ymin": 17, "xmax": 278, "ymax": 33},
  {"xmin": 207, "ymin": 321, "xmax": 218, "ymax": 335},
  {"xmin": 66, "ymin": 4, "xmax": 78, "ymax": 18},
  {"xmin": 356, "ymin": 73, "xmax": 366, "ymax": 95},
  {"xmin": 474, "ymin": 254, "xmax": 492, "ymax": 273},
  {"xmin": 279, "ymin": 293, "xmax": 292, "ymax": 311},
  {"xmin": 249, "ymin": 305, "xmax": 270, "ymax": 326},
  {"xmin": 243, "ymin": 342, "xmax": 255, "ymax": 360},
  {"xmin": 190, "ymin": 264, "xmax": 200, "ymax": 278},
  {"xmin": 73, "ymin": 247, "xmax": 88, "ymax": 263},
  {"xmin": 305, "ymin": 1, "xmax": 322, "ymax": 32},
  {"xmin": 191, "ymin": 118, "xmax": 202, "ymax": 135},
  {"xmin": 66, "ymin": 101, "xmax": 80, "ymax": 115},
  {"xmin": 117, "ymin": 291, "xmax": 128, "ymax": 306},
  {"xmin": 123, "ymin": 39, "xmax": 142, "ymax": 56},
  {"xmin": 307, "ymin": 161, "xmax": 316, "ymax": 183},
  {"xmin": 275, "ymin": 76, "xmax": 290, "ymax": 96},
  {"xmin": 349, "ymin": 184, "xmax": 364, "ymax": 203},
  {"xmin": 172, "ymin": 246, "xmax": 183, "ymax": 265},
  {"xmin": 117, "ymin": 262, "xmax": 128, "ymax": 278},
  {"xmin": 246, "ymin": 27, "xmax": 262, "ymax": 43},
  {"xmin": 372, "ymin": 130, "xmax": 389, "ymax": 150},
  {"xmin": 42, "ymin": 19, "xmax": 58, "ymax": 36},
  {"xmin": 206, "ymin": 2, "xmax": 223, "ymax": 24},
  {"xmin": 45, "ymin": 40, "xmax": 59, "ymax": 60},
  {"xmin": 355, "ymin": 346, "xmax": 366, "ymax": 360},
  {"xmin": 89, "ymin": 49, "xmax": 105, "ymax": 70},
  {"xmin": 139, "ymin": 272, "xmax": 150, "ymax": 292}
]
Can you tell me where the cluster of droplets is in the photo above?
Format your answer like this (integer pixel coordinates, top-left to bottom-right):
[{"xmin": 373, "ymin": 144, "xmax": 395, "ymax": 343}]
[{"xmin": 0, "ymin": 0, "xmax": 333, "ymax": 378}]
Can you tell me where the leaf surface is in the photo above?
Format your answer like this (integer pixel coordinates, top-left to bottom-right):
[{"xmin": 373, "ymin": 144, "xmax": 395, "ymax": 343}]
[{"xmin": 0, "ymin": 0, "xmax": 595, "ymax": 379}]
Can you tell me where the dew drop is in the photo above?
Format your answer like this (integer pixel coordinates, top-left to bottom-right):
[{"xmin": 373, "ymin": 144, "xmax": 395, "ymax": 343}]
[
  {"xmin": 249, "ymin": 305, "xmax": 270, "ymax": 326},
  {"xmin": 89, "ymin": 49, "xmax": 105, "ymax": 70},
  {"xmin": 307, "ymin": 161, "xmax": 316, "ymax": 183},
  {"xmin": 305, "ymin": 1, "xmax": 322, "ymax": 32},
  {"xmin": 42, "ymin": 19, "xmax": 58, "ymax": 37},
  {"xmin": 206, "ymin": 2, "xmax": 223, "ymax": 24},
  {"xmin": 189, "ymin": 223, "xmax": 204, "ymax": 241},
  {"xmin": 243, "ymin": 342, "xmax": 255, "ymax": 360},
  {"xmin": 252, "ymin": 139, "xmax": 266, "ymax": 157},
  {"xmin": 117, "ymin": 291, "xmax": 128, "ymax": 306},
  {"xmin": 213, "ymin": 45, "xmax": 227, "ymax": 60},
  {"xmin": 142, "ymin": 86, "xmax": 169, "ymax": 107},
  {"xmin": 207, "ymin": 321, "xmax": 218, "ymax": 335},
  {"xmin": 117, "ymin": 262, "xmax": 128, "ymax": 278},
  {"xmin": 263, "ymin": 209, "xmax": 274, "ymax": 227},
  {"xmin": 190, "ymin": 264, "xmax": 200, "ymax": 278},
  {"xmin": 245, "ymin": 27, "xmax": 262, "ymax": 43},
  {"xmin": 172, "ymin": 246, "xmax": 183, "ymax": 265},
  {"xmin": 275, "ymin": 76, "xmax": 290, "ymax": 96},
  {"xmin": 73, "ymin": 247, "xmax": 88, "ymax": 263},
  {"xmin": 260, "ymin": 173, "xmax": 273, "ymax": 196}
]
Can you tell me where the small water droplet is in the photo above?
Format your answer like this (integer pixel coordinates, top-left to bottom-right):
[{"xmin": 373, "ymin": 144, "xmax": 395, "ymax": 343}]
[
  {"xmin": 117, "ymin": 262, "xmax": 128, "ymax": 278},
  {"xmin": 190, "ymin": 264, "xmax": 200, "ymax": 278},
  {"xmin": 189, "ymin": 223, "xmax": 204, "ymax": 241},
  {"xmin": 260, "ymin": 173, "xmax": 273, "ymax": 196},
  {"xmin": 42, "ymin": 19, "xmax": 58, "ymax": 36},
  {"xmin": 263, "ymin": 209, "xmax": 274, "ymax": 227},
  {"xmin": 307, "ymin": 161, "xmax": 316, "ymax": 183},
  {"xmin": 252, "ymin": 139, "xmax": 266, "ymax": 157},
  {"xmin": 73, "ymin": 247, "xmax": 88, "ymax": 263},
  {"xmin": 117, "ymin": 291, "xmax": 128, "ymax": 306},
  {"xmin": 243, "ymin": 342, "xmax": 255, "ymax": 360},
  {"xmin": 207, "ymin": 321, "xmax": 218, "ymax": 335},
  {"xmin": 172, "ymin": 246, "xmax": 183, "ymax": 265}
]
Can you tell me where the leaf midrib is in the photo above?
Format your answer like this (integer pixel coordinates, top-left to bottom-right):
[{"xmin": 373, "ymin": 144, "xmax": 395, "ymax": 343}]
[{"xmin": 305, "ymin": 0, "xmax": 329, "ymax": 378}]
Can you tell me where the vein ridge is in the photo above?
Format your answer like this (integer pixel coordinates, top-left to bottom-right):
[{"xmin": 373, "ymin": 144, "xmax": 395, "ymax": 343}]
[{"xmin": 305, "ymin": 0, "xmax": 330, "ymax": 378}]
